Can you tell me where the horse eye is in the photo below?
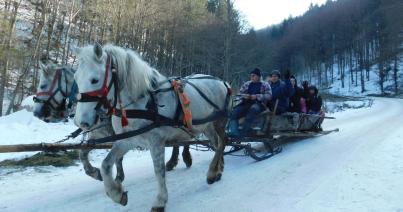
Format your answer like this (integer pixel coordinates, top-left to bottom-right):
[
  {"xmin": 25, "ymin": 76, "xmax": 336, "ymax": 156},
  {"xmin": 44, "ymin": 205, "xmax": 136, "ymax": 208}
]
[
  {"xmin": 91, "ymin": 79, "xmax": 99, "ymax": 84},
  {"xmin": 40, "ymin": 84, "xmax": 47, "ymax": 89}
]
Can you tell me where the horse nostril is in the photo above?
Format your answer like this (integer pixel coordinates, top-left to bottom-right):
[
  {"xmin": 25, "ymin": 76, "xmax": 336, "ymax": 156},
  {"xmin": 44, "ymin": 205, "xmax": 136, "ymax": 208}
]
[{"xmin": 80, "ymin": 122, "xmax": 90, "ymax": 129}]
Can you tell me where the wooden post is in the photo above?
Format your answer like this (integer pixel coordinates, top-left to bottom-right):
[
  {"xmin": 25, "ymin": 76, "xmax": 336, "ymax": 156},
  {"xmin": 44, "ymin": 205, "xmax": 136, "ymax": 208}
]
[
  {"xmin": 0, "ymin": 140, "xmax": 210, "ymax": 153},
  {"xmin": 265, "ymin": 99, "xmax": 279, "ymax": 137}
]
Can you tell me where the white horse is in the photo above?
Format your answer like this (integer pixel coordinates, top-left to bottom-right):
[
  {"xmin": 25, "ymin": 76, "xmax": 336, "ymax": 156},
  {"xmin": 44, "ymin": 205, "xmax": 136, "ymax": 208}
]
[
  {"xmin": 73, "ymin": 44, "xmax": 230, "ymax": 211},
  {"xmin": 33, "ymin": 59, "xmax": 117, "ymax": 181}
]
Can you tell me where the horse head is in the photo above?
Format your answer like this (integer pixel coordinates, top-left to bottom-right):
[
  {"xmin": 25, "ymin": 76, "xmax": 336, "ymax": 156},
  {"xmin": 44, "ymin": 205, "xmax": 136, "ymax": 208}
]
[
  {"xmin": 73, "ymin": 44, "xmax": 116, "ymax": 130},
  {"xmin": 73, "ymin": 43, "xmax": 156, "ymax": 130},
  {"xmin": 33, "ymin": 58, "xmax": 74, "ymax": 122}
]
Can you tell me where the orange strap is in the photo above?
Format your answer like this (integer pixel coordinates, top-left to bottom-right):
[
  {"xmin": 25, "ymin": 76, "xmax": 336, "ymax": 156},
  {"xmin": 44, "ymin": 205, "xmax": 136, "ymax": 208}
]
[{"xmin": 172, "ymin": 80, "xmax": 192, "ymax": 129}]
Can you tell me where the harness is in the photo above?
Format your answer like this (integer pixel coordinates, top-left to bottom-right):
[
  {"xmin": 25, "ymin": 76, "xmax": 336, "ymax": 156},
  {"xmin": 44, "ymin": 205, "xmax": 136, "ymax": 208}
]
[
  {"xmin": 76, "ymin": 55, "xmax": 118, "ymax": 118},
  {"xmin": 34, "ymin": 69, "xmax": 72, "ymax": 116},
  {"xmin": 77, "ymin": 53, "xmax": 231, "ymax": 145}
]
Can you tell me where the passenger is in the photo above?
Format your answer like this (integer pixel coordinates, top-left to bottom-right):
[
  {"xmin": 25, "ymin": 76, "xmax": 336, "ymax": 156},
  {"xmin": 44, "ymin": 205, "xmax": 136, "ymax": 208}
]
[
  {"xmin": 267, "ymin": 70, "xmax": 294, "ymax": 114},
  {"xmin": 300, "ymin": 80, "xmax": 310, "ymax": 113},
  {"xmin": 288, "ymin": 75, "xmax": 304, "ymax": 113},
  {"xmin": 306, "ymin": 86, "xmax": 323, "ymax": 115},
  {"xmin": 301, "ymin": 80, "xmax": 310, "ymax": 99},
  {"xmin": 228, "ymin": 68, "xmax": 272, "ymax": 137}
]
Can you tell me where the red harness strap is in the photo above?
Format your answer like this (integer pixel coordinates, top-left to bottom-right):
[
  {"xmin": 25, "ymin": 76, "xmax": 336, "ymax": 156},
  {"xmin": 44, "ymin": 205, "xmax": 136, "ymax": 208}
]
[
  {"xmin": 77, "ymin": 55, "xmax": 129, "ymax": 127},
  {"xmin": 85, "ymin": 55, "xmax": 111, "ymax": 97},
  {"xmin": 36, "ymin": 70, "xmax": 62, "ymax": 97}
]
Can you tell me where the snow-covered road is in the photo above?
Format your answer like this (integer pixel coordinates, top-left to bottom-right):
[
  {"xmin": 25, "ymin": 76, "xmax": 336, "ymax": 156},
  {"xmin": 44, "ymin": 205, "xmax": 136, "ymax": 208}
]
[{"xmin": 1, "ymin": 97, "xmax": 403, "ymax": 212}]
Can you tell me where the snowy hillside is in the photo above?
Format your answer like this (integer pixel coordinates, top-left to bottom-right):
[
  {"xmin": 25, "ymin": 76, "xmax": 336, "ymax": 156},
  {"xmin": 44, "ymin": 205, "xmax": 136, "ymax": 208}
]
[
  {"xmin": 319, "ymin": 54, "xmax": 403, "ymax": 97},
  {"xmin": 1, "ymin": 97, "xmax": 403, "ymax": 211}
]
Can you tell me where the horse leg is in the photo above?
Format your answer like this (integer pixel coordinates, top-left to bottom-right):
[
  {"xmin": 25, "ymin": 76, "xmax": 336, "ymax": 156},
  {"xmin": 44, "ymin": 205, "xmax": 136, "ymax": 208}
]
[
  {"xmin": 115, "ymin": 156, "xmax": 125, "ymax": 183},
  {"xmin": 215, "ymin": 118, "xmax": 227, "ymax": 175},
  {"xmin": 204, "ymin": 121, "xmax": 226, "ymax": 184},
  {"xmin": 150, "ymin": 141, "xmax": 168, "ymax": 212},
  {"xmin": 79, "ymin": 149, "xmax": 103, "ymax": 181},
  {"xmin": 182, "ymin": 145, "xmax": 192, "ymax": 168},
  {"xmin": 165, "ymin": 146, "xmax": 179, "ymax": 171},
  {"xmin": 82, "ymin": 123, "xmax": 115, "ymax": 181},
  {"xmin": 100, "ymin": 144, "xmax": 129, "ymax": 206}
]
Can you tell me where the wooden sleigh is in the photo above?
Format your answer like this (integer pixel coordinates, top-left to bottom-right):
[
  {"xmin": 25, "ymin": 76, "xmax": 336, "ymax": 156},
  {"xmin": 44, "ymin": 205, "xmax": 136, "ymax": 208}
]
[{"xmin": 223, "ymin": 106, "xmax": 339, "ymax": 161}]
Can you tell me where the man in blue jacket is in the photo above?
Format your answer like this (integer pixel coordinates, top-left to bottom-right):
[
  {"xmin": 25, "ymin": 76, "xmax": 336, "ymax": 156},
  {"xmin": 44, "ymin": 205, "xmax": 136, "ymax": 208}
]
[
  {"xmin": 228, "ymin": 68, "xmax": 272, "ymax": 137},
  {"xmin": 267, "ymin": 70, "xmax": 295, "ymax": 114}
]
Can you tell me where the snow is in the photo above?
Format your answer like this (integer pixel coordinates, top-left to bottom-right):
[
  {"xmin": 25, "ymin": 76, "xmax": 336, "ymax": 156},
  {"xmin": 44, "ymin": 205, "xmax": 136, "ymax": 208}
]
[
  {"xmin": 324, "ymin": 99, "xmax": 373, "ymax": 114},
  {"xmin": 20, "ymin": 95, "xmax": 35, "ymax": 112},
  {"xmin": 302, "ymin": 53, "xmax": 403, "ymax": 97},
  {"xmin": 0, "ymin": 109, "xmax": 79, "ymax": 161},
  {"xmin": 1, "ymin": 97, "xmax": 403, "ymax": 211}
]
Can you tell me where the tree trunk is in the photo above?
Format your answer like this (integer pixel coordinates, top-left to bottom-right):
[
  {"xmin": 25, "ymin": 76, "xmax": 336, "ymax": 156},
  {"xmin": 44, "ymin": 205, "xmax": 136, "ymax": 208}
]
[{"xmin": 0, "ymin": 0, "xmax": 21, "ymax": 116}]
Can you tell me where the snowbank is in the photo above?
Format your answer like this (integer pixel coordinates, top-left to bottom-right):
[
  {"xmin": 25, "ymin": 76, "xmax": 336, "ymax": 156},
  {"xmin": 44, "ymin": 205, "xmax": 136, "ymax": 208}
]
[
  {"xmin": 20, "ymin": 95, "xmax": 35, "ymax": 112},
  {"xmin": 0, "ymin": 109, "xmax": 79, "ymax": 161}
]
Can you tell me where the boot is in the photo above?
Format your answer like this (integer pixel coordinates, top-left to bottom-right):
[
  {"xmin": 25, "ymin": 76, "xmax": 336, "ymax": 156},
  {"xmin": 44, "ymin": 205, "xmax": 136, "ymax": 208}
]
[{"xmin": 227, "ymin": 119, "xmax": 240, "ymax": 137}]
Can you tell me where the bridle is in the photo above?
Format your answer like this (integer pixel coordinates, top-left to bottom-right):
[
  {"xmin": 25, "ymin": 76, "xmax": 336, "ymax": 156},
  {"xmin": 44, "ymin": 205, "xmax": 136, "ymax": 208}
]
[
  {"xmin": 76, "ymin": 54, "xmax": 118, "ymax": 117},
  {"xmin": 34, "ymin": 69, "xmax": 69, "ymax": 116}
]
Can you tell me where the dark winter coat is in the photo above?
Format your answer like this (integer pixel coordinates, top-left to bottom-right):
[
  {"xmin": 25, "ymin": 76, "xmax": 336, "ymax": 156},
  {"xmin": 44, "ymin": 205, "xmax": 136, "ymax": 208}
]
[
  {"xmin": 268, "ymin": 79, "xmax": 295, "ymax": 114},
  {"xmin": 306, "ymin": 86, "xmax": 322, "ymax": 113},
  {"xmin": 289, "ymin": 86, "xmax": 304, "ymax": 113},
  {"xmin": 301, "ymin": 81, "xmax": 310, "ymax": 99}
]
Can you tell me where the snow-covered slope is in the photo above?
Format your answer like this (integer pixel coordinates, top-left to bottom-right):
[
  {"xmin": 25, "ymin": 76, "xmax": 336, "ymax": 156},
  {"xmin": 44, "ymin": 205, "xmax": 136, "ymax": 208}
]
[
  {"xmin": 302, "ymin": 53, "xmax": 403, "ymax": 97},
  {"xmin": 1, "ymin": 98, "xmax": 403, "ymax": 211}
]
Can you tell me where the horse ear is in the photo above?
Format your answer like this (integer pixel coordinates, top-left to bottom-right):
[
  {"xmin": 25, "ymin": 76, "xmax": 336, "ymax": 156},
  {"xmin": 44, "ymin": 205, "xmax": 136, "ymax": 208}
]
[{"xmin": 94, "ymin": 43, "xmax": 103, "ymax": 59}]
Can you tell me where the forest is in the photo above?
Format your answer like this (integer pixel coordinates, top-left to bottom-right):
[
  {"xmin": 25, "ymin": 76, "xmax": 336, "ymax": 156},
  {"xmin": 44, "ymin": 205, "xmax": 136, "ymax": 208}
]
[{"xmin": 0, "ymin": 0, "xmax": 402, "ymax": 115}]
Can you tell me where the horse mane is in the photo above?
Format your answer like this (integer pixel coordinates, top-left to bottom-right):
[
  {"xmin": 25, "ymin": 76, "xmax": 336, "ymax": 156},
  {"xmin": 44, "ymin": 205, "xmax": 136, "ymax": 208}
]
[{"xmin": 103, "ymin": 44, "xmax": 158, "ymax": 100}]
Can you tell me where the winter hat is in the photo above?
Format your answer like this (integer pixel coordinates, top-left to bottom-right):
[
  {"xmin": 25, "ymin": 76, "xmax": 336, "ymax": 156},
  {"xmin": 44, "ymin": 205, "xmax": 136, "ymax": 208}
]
[
  {"xmin": 250, "ymin": 68, "xmax": 262, "ymax": 77},
  {"xmin": 271, "ymin": 70, "xmax": 281, "ymax": 78}
]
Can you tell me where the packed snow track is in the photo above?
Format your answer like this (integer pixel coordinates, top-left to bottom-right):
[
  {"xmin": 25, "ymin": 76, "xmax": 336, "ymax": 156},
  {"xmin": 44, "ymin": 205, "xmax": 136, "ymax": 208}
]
[{"xmin": 0, "ymin": 97, "xmax": 403, "ymax": 212}]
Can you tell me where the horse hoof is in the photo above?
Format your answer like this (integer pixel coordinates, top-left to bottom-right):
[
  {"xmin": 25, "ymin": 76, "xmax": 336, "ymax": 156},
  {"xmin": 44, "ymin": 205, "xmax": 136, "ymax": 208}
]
[
  {"xmin": 151, "ymin": 207, "xmax": 165, "ymax": 212},
  {"xmin": 215, "ymin": 173, "xmax": 222, "ymax": 182},
  {"xmin": 182, "ymin": 153, "xmax": 192, "ymax": 168},
  {"xmin": 120, "ymin": 191, "xmax": 128, "ymax": 206},
  {"xmin": 165, "ymin": 160, "xmax": 178, "ymax": 171},
  {"xmin": 207, "ymin": 177, "xmax": 215, "ymax": 185},
  {"xmin": 207, "ymin": 173, "xmax": 222, "ymax": 184}
]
